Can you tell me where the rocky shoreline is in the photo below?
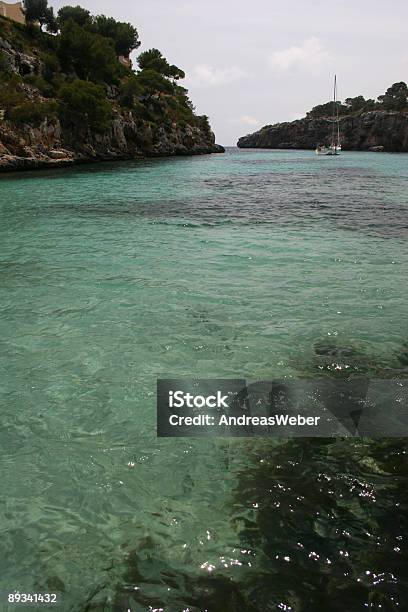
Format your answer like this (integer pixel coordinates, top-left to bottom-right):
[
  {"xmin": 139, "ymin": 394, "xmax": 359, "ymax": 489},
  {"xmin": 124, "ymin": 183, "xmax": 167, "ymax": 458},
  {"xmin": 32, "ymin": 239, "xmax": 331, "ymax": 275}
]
[
  {"xmin": 0, "ymin": 23, "xmax": 224, "ymax": 173},
  {"xmin": 0, "ymin": 116, "xmax": 224, "ymax": 173},
  {"xmin": 237, "ymin": 111, "xmax": 408, "ymax": 152}
]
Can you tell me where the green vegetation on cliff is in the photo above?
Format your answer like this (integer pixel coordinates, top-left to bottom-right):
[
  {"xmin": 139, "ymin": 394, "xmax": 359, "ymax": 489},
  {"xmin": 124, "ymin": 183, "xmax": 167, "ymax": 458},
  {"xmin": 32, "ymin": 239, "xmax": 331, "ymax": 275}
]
[
  {"xmin": 0, "ymin": 1, "xmax": 212, "ymax": 138},
  {"xmin": 307, "ymin": 82, "xmax": 408, "ymax": 118},
  {"xmin": 237, "ymin": 81, "xmax": 408, "ymax": 152}
]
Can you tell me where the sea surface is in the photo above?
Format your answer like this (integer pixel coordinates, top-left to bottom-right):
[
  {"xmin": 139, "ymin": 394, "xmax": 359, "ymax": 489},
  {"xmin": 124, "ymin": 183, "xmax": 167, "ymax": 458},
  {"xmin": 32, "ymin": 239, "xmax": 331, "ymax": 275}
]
[{"xmin": 0, "ymin": 147, "xmax": 408, "ymax": 611}]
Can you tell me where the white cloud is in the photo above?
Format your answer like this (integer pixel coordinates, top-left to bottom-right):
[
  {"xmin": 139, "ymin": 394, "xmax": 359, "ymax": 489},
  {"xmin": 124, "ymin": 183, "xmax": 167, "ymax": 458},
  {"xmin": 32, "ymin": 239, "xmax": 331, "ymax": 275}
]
[
  {"xmin": 289, "ymin": 111, "xmax": 306, "ymax": 121},
  {"xmin": 269, "ymin": 37, "xmax": 330, "ymax": 73},
  {"xmin": 187, "ymin": 64, "xmax": 246, "ymax": 87},
  {"xmin": 229, "ymin": 115, "xmax": 262, "ymax": 127},
  {"xmin": 241, "ymin": 115, "xmax": 261, "ymax": 127}
]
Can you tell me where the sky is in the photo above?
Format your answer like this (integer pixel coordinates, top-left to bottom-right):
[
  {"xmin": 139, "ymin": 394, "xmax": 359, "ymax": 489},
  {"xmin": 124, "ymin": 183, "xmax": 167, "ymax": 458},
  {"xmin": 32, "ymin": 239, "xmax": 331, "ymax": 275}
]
[{"xmin": 51, "ymin": 0, "xmax": 408, "ymax": 145}]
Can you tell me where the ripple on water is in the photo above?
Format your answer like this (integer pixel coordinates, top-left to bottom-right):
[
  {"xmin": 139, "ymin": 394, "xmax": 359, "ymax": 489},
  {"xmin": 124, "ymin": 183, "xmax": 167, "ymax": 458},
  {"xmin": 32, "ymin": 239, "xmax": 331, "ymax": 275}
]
[{"xmin": 0, "ymin": 149, "xmax": 408, "ymax": 609}]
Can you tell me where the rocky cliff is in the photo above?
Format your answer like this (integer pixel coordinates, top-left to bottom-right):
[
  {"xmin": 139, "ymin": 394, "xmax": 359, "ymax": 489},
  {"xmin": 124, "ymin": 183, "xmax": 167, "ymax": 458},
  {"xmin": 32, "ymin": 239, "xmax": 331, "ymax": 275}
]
[
  {"xmin": 0, "ymin": 112, "xmax": 224, "ymax": 172},
  {"xmin": 0, "ymin": 17, "xmax": 224, "ymax": 172},
  {"xmin": 237, "ymin": 111, "xmax": 408, "ymax": 152}
]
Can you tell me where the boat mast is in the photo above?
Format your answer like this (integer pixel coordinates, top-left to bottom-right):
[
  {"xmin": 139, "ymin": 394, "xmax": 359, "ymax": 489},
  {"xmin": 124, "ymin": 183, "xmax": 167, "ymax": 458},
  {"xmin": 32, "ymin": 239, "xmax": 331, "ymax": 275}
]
[
  {"xmin": 331, "ymin": 74, "xmax": 336, "ymax": 146},
  {"xmin": 335, "ymin": 75, "xmax": 340, "ymax": 146}
]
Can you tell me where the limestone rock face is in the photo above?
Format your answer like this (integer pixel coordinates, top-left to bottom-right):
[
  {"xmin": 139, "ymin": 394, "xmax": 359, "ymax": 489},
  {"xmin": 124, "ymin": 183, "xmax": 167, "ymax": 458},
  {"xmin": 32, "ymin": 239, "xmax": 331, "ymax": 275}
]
[
  {"xmin": 0, "ymin": 29, "xmax": 224, "ymax": 171},
  {"xmin": 0, "ymin": 113, "xmax": 224, "ymax": 172},
  {"xmin": 237, "ymin": 111, "xmax": 408, "ymax": 152},
  {"xmin": 0, "ymin": 36, "xmax": 41, "ymax": 75}
]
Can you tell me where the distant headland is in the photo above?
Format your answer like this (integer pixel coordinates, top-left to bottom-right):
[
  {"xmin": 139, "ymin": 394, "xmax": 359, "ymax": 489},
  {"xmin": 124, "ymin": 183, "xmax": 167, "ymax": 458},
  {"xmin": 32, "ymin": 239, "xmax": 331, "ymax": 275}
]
[
  {"xmin": 0, "ymin": 1, "xmax": 224, "ymax": 172},
  {"xmin": 237, "ymin": 82, "xmax": 408, "ymax": 152}
]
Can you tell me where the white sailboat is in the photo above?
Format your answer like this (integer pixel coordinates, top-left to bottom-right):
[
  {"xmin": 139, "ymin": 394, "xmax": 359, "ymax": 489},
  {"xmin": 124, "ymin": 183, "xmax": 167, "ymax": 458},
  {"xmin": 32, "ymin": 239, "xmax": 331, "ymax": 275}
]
[{"xmin": 315, "ymin": 75, "xmax": 341, "ymax": 155}]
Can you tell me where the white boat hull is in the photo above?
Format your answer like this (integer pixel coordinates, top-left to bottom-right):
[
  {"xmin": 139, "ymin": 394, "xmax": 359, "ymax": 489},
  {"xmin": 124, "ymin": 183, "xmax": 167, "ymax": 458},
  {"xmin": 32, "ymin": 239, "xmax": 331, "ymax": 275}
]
[
  {"xmin": 315, "ymin": 145, "xmax": 341, "ymax": 155},
  {"xmin": 315, "ymin": 76, "xmax": 342, "ymax": 156}
]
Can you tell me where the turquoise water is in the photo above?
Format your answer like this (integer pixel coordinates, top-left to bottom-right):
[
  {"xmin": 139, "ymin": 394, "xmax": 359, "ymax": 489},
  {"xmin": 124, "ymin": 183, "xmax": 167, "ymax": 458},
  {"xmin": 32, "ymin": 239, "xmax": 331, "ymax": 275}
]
[{"xmin": 0, "ymin": 148, "xmax": 408, "ymax": 610}]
